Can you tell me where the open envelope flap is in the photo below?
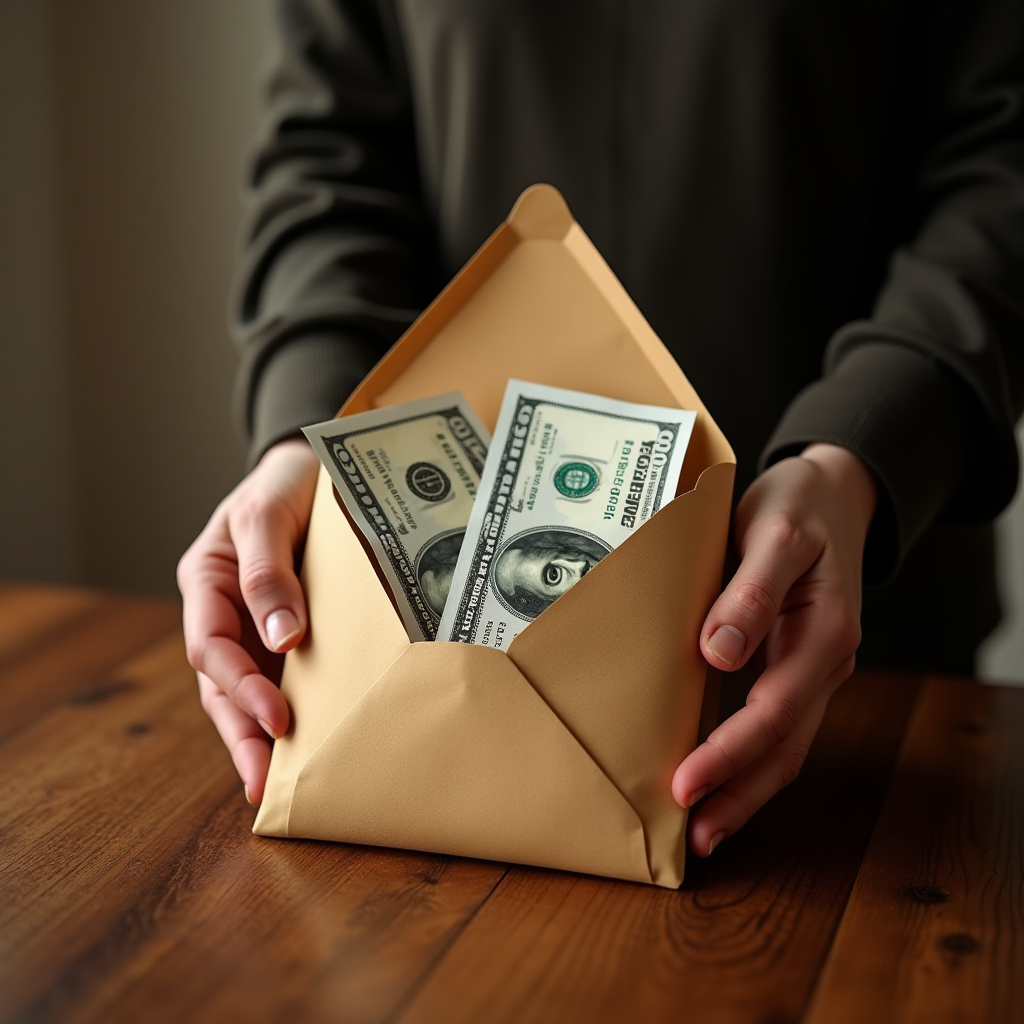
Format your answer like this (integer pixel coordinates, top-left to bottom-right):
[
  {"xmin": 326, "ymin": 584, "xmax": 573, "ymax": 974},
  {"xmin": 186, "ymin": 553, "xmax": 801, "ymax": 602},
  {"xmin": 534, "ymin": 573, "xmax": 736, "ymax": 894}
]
[
  {"xmin": 338, "ymin": 184, "xmax": 734, "ymax": 496},
  {"xmin": 285, "ymin": 643, "xmax": 653, "ymax": 885},
  {"xmin": 506, "ymin": 460, "xmax": 735, "ymax": 887}
]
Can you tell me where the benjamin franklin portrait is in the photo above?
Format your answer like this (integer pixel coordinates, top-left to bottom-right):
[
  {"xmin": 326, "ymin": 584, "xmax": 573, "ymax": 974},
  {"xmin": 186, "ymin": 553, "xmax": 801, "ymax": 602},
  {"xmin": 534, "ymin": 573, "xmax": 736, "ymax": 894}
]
[
  {"xmin": 492, "ymin": 528, "xmax": 612, "ymax": 620},
  {"xmin": 417, "ymin": 529, "xmax": 465, "ymax": 618}
]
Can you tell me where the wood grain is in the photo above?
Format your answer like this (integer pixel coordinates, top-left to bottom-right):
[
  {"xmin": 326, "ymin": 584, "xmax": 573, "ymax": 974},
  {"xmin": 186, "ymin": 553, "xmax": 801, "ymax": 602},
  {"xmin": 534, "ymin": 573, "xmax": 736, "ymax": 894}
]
[
  {"xmin": 395, "ymin": 671, "xmax": 921, "ymax": 1024},
  {"xmin": 805, "ymin": 676, "xmax": 1024, "ymax": 1024},
  {"xmin": 0, "ymin": 590, "xmax": 507, "ymax": 1024},
  {"xmin": 0, "ymin": 587, "xmax": 180, "ymax": 743},
  {"xmin": 0, "ymin": 584, "xmax": 106, "ymax": 669},
  {"xmin": 5, "ymin": 585, "xmax": 1019, "ymax": 1024}
]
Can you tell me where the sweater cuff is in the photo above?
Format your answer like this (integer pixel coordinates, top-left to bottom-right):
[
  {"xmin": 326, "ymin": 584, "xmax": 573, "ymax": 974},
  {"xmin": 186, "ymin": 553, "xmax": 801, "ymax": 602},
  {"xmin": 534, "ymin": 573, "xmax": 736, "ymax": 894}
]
[
  {"xmin": 760, "ymin": 342, "xmax": 970, "ymax": 582},
  {"xmin": 244, "ymin": 333, "xmax": 381, "ymax": 469}
]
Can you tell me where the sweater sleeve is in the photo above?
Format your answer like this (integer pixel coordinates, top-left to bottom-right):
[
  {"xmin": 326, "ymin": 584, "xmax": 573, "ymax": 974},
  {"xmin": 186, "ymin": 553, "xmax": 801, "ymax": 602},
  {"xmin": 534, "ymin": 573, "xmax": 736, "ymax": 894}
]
[
  {"xmin": 231, "ymin": 0, "xmax": 434, "ymax": 468},
  {"xmin": 762, "ymin": 0, "xmax": 1024, "ymax": 582}
]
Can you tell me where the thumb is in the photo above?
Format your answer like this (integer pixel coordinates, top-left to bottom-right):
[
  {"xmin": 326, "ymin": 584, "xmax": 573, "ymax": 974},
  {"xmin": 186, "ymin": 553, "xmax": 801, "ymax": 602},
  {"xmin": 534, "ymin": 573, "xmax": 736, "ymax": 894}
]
[
  {"xmin": 230, "ymin": 498, "xmax": 308, "ymax": 654},
  {"xmin": 701, "ymin": 522, "xmax": 819, "ymax": 671}
]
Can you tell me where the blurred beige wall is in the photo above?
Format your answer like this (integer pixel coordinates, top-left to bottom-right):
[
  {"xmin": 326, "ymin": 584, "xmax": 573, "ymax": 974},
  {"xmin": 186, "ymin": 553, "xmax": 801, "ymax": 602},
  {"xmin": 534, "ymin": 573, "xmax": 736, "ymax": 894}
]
[
  {"xmin": 1, "ymin": 0, "xmax": 262, "ymax": 594},
  {"xmin": 0, "ymin": 1, "xmax": 1021, "ymax": 681},
  {"xmin": 0, "ymin": 0, "xmax": 78, "ymax": 584}
]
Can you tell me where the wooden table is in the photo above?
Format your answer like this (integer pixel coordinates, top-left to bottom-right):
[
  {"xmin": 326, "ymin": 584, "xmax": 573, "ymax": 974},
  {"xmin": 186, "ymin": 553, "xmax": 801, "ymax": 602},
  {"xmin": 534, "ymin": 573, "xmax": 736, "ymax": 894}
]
[{"xmin": 2, "ymin": 584, "xmax": 1021, "ymax": 1024}]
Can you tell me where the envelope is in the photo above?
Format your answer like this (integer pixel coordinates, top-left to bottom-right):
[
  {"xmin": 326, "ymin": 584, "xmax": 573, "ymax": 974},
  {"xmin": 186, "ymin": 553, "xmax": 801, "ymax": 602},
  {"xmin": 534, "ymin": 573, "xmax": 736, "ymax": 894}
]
[{"xmin": 253, "ymin": 184, "xmax": 735, "ymax": 888}]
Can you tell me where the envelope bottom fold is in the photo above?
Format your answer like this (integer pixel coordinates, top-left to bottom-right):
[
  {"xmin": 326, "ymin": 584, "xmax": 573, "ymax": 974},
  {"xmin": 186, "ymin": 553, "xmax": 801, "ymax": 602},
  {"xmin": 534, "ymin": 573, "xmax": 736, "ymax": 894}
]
[{"xmin": 270, "ymin": 644, "xmax": 654, "ymax": 885}]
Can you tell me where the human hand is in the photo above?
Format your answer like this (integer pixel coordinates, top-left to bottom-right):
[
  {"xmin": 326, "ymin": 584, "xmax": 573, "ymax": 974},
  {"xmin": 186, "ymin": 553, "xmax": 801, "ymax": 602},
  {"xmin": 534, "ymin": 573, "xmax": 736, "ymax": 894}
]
[
  {"xmin": 177, "ymin": 437, "xmax": 321, "ymax": 805},
  {"xmin": 672, "ymin": 443, "xmax": 877, "ymax": 856}
]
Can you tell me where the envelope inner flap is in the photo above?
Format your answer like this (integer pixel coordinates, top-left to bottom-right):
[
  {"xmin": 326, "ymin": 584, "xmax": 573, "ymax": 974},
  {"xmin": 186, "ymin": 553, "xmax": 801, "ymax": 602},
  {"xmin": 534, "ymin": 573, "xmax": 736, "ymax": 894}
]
[{"xmin": 506, "ymin": 461, "xmax": 734, "ymax": 885}]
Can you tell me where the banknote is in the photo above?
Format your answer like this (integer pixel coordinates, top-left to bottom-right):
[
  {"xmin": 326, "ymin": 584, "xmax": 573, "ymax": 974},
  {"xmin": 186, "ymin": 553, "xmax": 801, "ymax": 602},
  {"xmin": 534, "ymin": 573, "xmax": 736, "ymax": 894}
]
[
  {"xmin": 303, "ymin": 393, "xmax": 490, "ymax": 642},
  {"xmin": 436, "ymin": 380, "xmax": 697, "ymax": 647}
]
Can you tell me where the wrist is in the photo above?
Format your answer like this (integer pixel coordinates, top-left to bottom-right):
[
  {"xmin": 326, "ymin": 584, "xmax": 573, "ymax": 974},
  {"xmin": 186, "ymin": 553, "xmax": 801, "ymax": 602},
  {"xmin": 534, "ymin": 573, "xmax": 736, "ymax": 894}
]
[
  {"xmin": 800, "ymin": 443, "xmax": 877, "ymax": 535},
  {"xmin": 260, "ymin": 434, "xmax": 319, "ymax": 465}
]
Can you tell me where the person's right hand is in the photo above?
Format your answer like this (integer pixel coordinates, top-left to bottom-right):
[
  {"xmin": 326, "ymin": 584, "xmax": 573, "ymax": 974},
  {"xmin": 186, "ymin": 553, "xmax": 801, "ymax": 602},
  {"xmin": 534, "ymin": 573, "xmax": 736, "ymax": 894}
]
[{"xmin": 177, "ymin": 437, "xmax": 321, "ymax": 805}]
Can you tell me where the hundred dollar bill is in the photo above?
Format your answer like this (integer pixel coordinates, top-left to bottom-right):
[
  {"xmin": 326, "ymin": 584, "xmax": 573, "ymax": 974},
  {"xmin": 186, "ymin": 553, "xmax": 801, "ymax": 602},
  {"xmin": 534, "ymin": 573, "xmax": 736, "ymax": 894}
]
[
  {"xmin": 436, "ymin": 380, "xmax": 697, "ymax": 647},
  {"xmin": 303, "ymin": 393, "xmax": 490, "ymax": 642}
]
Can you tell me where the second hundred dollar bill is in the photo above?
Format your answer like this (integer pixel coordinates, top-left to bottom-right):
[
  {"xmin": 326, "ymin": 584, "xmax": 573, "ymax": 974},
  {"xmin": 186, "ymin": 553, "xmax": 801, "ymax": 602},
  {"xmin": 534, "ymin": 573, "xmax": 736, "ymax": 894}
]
[
  {"xmin": 436, "ymin": 380, "xmax": 697, "ymax": 646},
  {"xmin": 303, "ymin": 393, "xmax": 490, "ymax": 642}
]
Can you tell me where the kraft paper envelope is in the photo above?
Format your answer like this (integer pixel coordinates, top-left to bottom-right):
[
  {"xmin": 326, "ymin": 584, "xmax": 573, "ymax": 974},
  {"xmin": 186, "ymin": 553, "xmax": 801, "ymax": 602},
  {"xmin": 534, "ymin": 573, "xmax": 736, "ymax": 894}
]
[{"xmin": 253, "ymin": 184, "xmax": 736, "ymax": 888}]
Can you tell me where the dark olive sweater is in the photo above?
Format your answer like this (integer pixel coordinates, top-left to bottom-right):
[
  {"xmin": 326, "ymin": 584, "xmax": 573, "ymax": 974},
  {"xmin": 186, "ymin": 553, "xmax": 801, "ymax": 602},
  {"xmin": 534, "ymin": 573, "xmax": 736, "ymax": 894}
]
[{"xmin": 231, "ymin": 0, "xmax": 1024, "ymax": 671}]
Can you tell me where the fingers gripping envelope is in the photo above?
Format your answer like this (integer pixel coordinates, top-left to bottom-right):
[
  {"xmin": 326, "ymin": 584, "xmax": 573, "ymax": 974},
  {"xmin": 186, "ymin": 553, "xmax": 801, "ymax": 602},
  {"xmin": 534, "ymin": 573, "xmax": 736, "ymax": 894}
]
[{"xmin": 253, "ymin": 184, "xmax": 736, "ymax": 888}]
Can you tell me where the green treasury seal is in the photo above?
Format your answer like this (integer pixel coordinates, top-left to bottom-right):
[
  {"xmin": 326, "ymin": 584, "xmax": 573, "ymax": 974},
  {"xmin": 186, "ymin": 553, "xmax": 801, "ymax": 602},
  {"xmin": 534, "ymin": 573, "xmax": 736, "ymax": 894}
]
[{"xmin": 553, "ymin": 460, "xmax": 600, "ymax": 498}]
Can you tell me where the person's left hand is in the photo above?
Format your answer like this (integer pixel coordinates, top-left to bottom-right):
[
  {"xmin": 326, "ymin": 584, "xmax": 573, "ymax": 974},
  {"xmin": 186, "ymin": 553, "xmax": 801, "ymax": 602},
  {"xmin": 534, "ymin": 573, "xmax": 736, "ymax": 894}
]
[{"xmin": 672, "ymin": 443, "xmax": 877, "ymax": 856}]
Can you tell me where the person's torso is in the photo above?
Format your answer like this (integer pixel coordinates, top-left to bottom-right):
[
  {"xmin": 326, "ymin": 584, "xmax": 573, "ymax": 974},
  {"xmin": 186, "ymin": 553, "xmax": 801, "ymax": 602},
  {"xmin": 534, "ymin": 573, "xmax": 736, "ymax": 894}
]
[
  {"xmin": 393, "ymin": 0, "xmax": 932, "ymax": 488},
  {"xmin": 388, "ymin": 0, "xmax": 998, "ymax": 664}
]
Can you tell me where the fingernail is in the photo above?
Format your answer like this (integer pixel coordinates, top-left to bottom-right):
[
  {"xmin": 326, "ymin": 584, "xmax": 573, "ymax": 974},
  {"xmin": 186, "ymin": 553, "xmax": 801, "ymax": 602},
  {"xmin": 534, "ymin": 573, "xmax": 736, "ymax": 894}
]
[
  {"xmin": 244, "ymin": 785, "xmax": 254, "ymax": 806},
  {"xmin": 686, "ymin": 785, "xmax": 709, "ymax": 808},
  {"xmin": 708, "ymin": 830, "xmax": 726, "ymax": 856},
  {"xmin": 706, "ymin": 625, "xmax": 746, "ymax": 666},
  {"xmin": 266, "ymin": 608, "xmax": 301, "ymax": 651},
  {"xmin": 258, "ymin": 718, "xmax": 279, "ymax": 741}
]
